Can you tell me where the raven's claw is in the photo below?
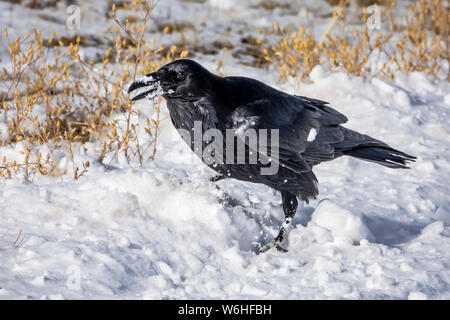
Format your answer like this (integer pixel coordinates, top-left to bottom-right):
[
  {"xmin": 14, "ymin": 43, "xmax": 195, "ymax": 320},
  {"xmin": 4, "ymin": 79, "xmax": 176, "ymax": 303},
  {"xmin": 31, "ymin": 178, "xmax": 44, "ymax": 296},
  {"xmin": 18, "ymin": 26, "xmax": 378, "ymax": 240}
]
[
  {"xmin": 256, "ymin": 240, "xmax": 288, "ymax": 254},
  {"xmin": 210, "ymin": 174, "xmax": 226, "ymax": 183},
  {"xmin": 256, "ymin": 228, "xmax": 289, "ymax": 254}
]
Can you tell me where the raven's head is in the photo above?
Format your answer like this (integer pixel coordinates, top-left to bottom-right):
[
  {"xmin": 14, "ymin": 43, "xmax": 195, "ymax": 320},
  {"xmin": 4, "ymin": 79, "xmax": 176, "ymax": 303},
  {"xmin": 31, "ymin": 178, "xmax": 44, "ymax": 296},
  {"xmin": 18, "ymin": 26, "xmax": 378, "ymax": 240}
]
[{"xmin": 127, "ymin": 59, "xmax": 213, "ymax": 102}]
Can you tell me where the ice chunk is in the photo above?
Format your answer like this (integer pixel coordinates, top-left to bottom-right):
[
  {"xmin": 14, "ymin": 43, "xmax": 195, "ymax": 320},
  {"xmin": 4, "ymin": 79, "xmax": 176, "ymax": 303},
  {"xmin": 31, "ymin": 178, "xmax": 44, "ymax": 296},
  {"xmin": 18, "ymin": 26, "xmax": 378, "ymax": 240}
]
[{"xmin": 311, "ymin": 199, "xmax": 375, "ymax": 244}]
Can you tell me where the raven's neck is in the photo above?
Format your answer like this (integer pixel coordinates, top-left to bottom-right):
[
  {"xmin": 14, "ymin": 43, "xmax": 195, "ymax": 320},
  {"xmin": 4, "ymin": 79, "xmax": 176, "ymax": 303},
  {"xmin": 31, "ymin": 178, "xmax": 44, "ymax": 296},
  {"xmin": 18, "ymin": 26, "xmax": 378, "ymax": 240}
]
[
  {"xmin": 165, "ymin": 76, "xmax": 229, "ymax": 132},
  {"xmin": 165, "ymin": 74, "xmax": 270, "ymax": 132},
  {"xmin": 166, "ymin": 98, "xmax": 219, "ymax": 132}
]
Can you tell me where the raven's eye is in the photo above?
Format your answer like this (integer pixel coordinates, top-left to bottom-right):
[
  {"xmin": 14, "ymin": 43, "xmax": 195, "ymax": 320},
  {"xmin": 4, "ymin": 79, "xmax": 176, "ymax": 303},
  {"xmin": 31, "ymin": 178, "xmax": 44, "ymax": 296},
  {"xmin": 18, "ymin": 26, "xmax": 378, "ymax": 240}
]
[
  {"xmin": 166, "ymin": 70, "xmax": 177, "ymax": 79},
  {"xmin": 177, "ymin": 72, "xmax": 187, "ymax": 80}
]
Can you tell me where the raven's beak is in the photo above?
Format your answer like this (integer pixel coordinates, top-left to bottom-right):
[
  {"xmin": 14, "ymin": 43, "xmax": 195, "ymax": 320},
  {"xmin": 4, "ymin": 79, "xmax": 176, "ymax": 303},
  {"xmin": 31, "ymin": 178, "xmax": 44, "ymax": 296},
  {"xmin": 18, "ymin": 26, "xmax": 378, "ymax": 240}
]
[{"xmin": 128, "ymin": 73, "xmax": 158, "ymax": 102}]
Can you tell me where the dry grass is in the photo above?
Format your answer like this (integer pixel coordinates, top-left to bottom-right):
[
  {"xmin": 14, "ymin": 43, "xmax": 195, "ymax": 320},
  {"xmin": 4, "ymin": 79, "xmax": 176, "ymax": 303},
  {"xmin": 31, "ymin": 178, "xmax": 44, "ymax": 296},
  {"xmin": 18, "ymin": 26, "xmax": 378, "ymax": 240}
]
[
  {"xmin": 262, "ymin": 0, "xmax": 449, "ymax": 81},
  {"xmin": 0, "ymin": 0, "xmax": 188, "ymax": 181},
  {"xmin": 391, "ymin": 0, "xmax": 449, "ymax": 80},
  {"xmin": 1, "ymin": 0, "xmax": 58, "ymax": 8},
  {"xmin": 251, "ymin": 1, "xmax": 291, "ymax": 11}
]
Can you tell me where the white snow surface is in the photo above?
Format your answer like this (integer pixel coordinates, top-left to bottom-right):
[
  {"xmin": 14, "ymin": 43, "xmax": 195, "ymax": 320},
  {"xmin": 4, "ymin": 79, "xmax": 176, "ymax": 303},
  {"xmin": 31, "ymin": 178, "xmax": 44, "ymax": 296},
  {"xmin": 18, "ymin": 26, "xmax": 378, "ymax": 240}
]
[
  {"xmin": 311, "ymin": 199, "xmax": 375, "ymax": 244},
  {"xmin": 0, "ymin": 0, "xmax": 450, "ymax": 300}
]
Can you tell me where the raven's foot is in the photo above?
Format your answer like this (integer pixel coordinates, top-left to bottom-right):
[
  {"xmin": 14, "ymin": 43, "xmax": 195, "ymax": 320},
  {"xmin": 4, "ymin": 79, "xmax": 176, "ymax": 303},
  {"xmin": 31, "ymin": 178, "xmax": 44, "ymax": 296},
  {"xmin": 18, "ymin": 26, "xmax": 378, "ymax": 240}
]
[
  {"xmin": 256, "ymin": 235, "xmax": 288, "ymax": 254},
  {"xmin": 256, "ymin": 218, "xmax": 292, "ymax": 254},
  {"xmin": 210, "ymin": 174, "xmax": 226, "ymax": 183}
]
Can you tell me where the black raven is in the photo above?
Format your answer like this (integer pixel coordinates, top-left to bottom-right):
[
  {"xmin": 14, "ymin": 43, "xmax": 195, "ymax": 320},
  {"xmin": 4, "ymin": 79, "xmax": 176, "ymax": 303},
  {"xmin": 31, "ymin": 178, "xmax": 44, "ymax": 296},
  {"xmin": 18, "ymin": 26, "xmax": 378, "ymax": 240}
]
[{"xmin": 128, "ymin": 59, "xmax": 416, "ymax": 253}]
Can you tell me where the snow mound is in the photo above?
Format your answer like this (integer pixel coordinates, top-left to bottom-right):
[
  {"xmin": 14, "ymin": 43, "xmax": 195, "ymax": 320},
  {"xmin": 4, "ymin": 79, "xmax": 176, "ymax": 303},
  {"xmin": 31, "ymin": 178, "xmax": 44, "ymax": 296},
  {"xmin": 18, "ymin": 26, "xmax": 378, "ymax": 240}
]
[
  {"xmin": 419, "ymin": 221, "xmax": 444, "ymax": 238},
  {"xmin": 435, "ymin": 207, "xmax": 450, "ymax": 226},
  {"xmin": 408, "ymin": 291, "xmax": 428, "ymax": 300},
  {"xmin": 310, "ymin": 199, "xmax": 375, "ymax": 244}
]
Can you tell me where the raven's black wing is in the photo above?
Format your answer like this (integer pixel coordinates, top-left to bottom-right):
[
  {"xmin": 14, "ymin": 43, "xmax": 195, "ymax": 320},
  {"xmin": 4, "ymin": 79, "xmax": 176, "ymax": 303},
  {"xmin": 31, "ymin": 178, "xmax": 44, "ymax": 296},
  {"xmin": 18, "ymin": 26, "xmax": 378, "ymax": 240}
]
[
  {"xmin": 228, "ymin": 93, "xmax": 348, "ymax": 171},
  {"xmin": 228, "ymin": 92, "xmax": 415, "ymax": 171}
]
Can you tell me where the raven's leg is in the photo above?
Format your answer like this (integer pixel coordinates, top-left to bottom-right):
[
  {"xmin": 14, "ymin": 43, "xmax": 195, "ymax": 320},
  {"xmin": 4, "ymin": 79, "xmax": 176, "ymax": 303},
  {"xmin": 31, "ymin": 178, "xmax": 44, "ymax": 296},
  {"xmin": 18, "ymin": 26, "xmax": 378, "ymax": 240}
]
[
  {"xmin": 210, "ymin": 174, "xmax": 226, "ymax": 182},
  {"xmin": 257, "ymin": 191, "xmax": 298, "ymax": 253}
]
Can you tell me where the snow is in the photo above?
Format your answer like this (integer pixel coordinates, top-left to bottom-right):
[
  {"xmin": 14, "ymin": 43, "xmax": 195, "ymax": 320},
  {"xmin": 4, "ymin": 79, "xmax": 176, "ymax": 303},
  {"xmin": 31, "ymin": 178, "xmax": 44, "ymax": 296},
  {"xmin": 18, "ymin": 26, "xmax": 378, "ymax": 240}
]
[
  {"xmin": 408, "ymin": 291, "xmax": 428, "ymax": 300},
  {"xmin": 1, "ymin": 0, "xmax": 450, "ymax": 300},
  {"xmin": 311, "ymin": 199, "xmax": 375, "ymax": 244},
  {"xmin": 134, "ymin": 75, "xmax": 154, "ymax": 85},
  {"xmin": 307, "ymin": 128, "xmax": 318, "ymax": 142}
]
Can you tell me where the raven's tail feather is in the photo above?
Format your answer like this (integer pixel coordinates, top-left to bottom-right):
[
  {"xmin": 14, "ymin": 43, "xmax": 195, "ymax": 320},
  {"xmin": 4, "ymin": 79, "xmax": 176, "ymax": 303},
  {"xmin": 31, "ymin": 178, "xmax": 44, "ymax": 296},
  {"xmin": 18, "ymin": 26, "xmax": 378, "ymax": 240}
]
[{"xmin": 343, "ymin": 146, "xmax": 416, "ymax": 169}]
